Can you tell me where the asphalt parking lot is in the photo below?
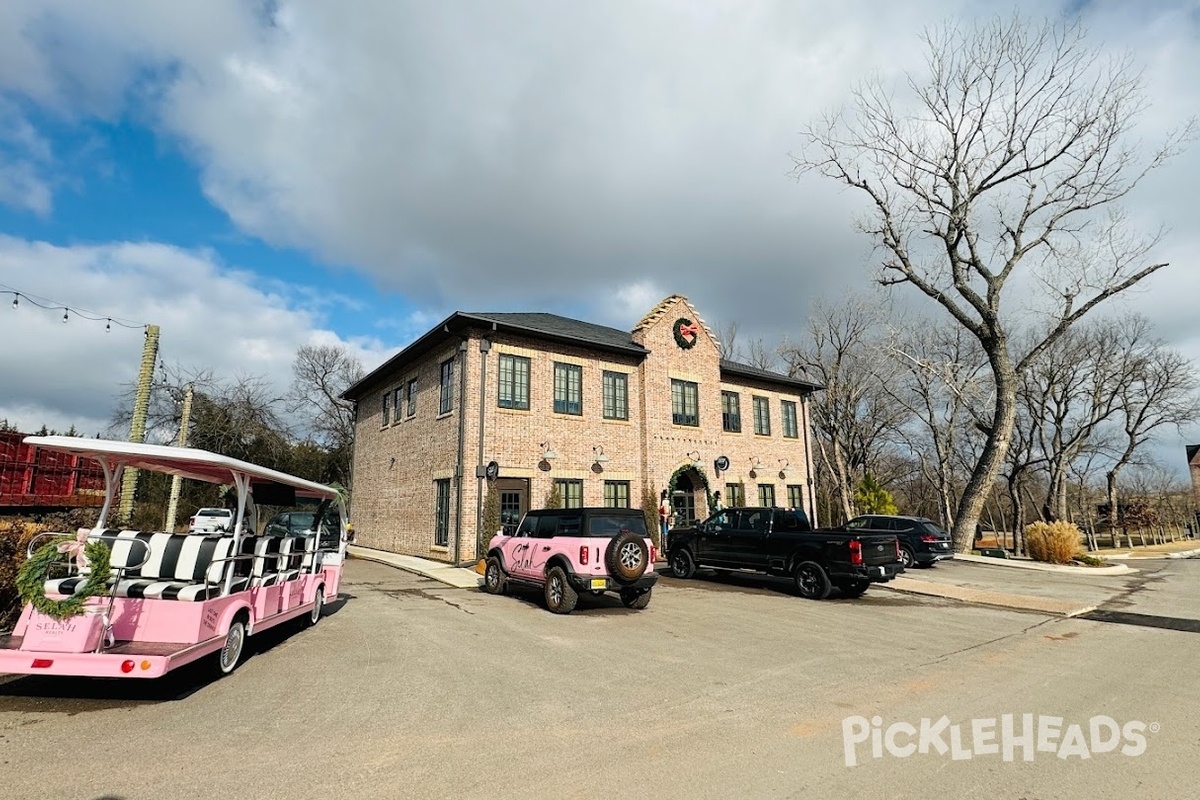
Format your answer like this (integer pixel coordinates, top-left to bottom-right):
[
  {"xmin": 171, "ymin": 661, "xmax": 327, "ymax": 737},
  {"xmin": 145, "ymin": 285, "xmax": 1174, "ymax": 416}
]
[{"xmin": 2, "ymin": 557, "xmax": 1198, "ymax": 800}]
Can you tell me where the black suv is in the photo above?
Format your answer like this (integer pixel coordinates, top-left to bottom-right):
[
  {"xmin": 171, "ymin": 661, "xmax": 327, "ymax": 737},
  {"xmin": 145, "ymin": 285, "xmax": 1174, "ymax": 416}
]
[{"xmin": 842, "ymin": 515, "xmax": 953, "ymax": 568}]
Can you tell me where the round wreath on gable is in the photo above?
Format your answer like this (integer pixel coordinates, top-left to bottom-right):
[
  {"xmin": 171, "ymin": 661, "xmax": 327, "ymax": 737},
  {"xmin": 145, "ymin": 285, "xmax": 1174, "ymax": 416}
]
[
  {"xmin": 672, "ymin": 317, "xmax": 700, "ymax": 350},
  {"xmin": 16, "ymin": 536, "xmax": 112, "ymax": 621}
]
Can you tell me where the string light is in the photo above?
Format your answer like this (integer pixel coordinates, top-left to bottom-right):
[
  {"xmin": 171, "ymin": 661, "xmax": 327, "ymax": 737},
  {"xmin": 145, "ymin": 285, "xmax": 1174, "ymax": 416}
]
[{"xmin": 1, "ymin": 284, "xmax": 147, "ymax": 331}]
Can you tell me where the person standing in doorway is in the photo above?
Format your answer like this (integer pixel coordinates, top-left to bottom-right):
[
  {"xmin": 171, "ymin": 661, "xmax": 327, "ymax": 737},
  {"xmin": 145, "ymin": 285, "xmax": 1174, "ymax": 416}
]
[
  {"xmin": 659, "ymin": 489, "xmax": 672, "ymax": 551},
  {"xmin": 712, "ymin": 491, "xmax": 723, "ymax": 512}
]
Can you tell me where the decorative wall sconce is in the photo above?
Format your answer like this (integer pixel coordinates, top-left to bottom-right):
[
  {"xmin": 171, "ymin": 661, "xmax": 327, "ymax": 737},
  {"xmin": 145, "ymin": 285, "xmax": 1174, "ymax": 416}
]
[
  {"xmin": 779, "ymin": 458, "xmax": 791, "ymax": 477},
  {"xmin": 593, "ymin": 445, "xmax": 609, "ymax": 466},
  {"xmin": 750, "ymin": 457, "xmax": 762, "ymax": 470},
  {"xmin": 687, "ymin": 450, "xmax": 701, "ymax": 464},
  {"xmin": 540, "ymin": 441, "xmax": 558, "ymax": 461}
]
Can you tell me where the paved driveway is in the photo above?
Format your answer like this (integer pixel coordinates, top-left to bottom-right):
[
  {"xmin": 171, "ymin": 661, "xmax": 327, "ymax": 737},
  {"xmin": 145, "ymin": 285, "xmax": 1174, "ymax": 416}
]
[{"xmin": 2, "ymin": 558, "xmax": 1198, "ymax": 799}]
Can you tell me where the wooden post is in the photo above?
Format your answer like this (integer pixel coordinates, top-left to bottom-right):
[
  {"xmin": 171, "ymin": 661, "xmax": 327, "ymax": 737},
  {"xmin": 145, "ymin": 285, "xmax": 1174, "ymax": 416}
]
[
  {"xmin": 118, "ymin": 324, "xmax": 159, "ymax": 524},
  {"xmin": 164, "ymin": 382, "xmax": 194, "ymax": 532}
]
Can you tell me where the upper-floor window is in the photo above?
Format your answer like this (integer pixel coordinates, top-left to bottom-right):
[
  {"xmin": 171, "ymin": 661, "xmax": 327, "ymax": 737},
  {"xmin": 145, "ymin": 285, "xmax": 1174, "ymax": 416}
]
[
  {"xmin": 721, "ymin": 391, "xmax": 741, "ymax": 433},
  {"xmin": 603, "ymin": 371, "xmax": 629, "ymax": 420},
  {"xmin": 554, "ymin": 363, "xmax": 583, "ymax": 415},
  {"xmin": 406, "ymin": 378, "xmax": 418, "ymax": 418},
  {"xmin": 604, "ymin": 481, "xmax": 631, "ymax": 508},
  {"xmin": 782, "ymin": 400, "xmax": 799, "ymax": 439},
  {"xmin": 672, "ymin": 379, "xmax": 699, "ymax": 427},
  {"xmin": 753, "ymin": 396, "xmax": 771, "ymax": 435},
  {"xmin": 556, "ymin": 479, "xmax": 583, "ymax": 509},
  {"xmin": 381, "ymin": 391, "xmax": 391, "ymax": 427},
  {"xmin": 439, "ymin": 358, "xmax": 455, "ymax": 414},
  {"xmin": 393, "ymin": 387, "xmax": 403, "ymax": 422},
  {"xmin": 498, "ymin": 354, "xmax": 531, "ymax": 410}
]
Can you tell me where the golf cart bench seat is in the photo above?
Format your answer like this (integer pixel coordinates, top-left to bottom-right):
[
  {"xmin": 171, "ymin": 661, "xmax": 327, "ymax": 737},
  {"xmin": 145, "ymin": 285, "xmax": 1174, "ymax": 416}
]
[
  {"xmin": 241, "ymin": 534, "xmax": 318, "ymax": 587},
  {"xmin": 45, "ymin": 530, "xmax": 243, "ymax": 602}
]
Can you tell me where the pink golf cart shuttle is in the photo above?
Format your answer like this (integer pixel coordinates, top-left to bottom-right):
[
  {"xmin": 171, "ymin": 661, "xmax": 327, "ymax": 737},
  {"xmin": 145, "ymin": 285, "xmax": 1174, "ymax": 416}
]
[{"xmin": 0, "ymin": 436, "xmax": 352, "ymax": 680}]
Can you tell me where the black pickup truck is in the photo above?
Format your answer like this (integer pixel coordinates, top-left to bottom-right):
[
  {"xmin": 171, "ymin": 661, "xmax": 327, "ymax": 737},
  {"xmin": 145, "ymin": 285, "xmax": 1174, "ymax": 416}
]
[{"xmin": 666, "ymin": 507, "xmax": 903, "ymax": 599}]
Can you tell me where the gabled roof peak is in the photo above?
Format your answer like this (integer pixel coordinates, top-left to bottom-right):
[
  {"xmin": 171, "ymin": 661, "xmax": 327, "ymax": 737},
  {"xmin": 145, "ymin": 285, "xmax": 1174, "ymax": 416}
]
[{"xmin": 632, "ymin": 295, "xmax": 717, "ymax": 345}]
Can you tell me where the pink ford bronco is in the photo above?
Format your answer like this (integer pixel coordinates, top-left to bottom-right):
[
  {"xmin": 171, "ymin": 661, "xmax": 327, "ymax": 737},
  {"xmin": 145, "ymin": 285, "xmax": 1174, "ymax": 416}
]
[{"xmin": 483, "ymin": 507, "xmax": 657, "ymax": 614}]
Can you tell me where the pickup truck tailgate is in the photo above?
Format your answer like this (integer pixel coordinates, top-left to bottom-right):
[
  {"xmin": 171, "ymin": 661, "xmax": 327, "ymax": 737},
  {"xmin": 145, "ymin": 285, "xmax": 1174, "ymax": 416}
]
[{"xmin": 858, "ymin": 535, "xmax": 898, "ymax": 566}]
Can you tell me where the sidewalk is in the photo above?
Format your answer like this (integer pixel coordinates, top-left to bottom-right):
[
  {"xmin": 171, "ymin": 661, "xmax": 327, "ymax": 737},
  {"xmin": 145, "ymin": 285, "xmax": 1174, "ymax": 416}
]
[{"xmin": 347, "ymin": 545, "xmax": 482, "ymax": 589}]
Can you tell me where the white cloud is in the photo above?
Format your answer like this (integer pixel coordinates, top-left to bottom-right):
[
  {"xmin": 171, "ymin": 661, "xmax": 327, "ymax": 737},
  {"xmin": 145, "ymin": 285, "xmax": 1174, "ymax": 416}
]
[{"xmin": 0, "ymin": 236, "xmax": 392, "ymax": 435}]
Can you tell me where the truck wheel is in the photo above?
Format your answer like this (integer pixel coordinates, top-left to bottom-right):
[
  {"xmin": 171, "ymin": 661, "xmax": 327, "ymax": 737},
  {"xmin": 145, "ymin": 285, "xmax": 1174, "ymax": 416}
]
[
  {"xmin": 793, "ymin": 561, "xmax": 831, "ymax": 600},
  {"xmin": 483, "ymin": 556, "xmax": 507, "ymax": 595},
  {"xmin": 606, "ymin": 531, "xmax": 649, "ymax": 585},
  {"xmin": 620, "ymin": 587, "xmax": 652, "ymax": 609},
  {"xmin": 544, "ymin": 566, "xmax": 578, "ymax": 614},
  {"xmin": 670, "ymin": 548, "xmax": 696, "ymax": 579},
  {"xmin": 900, "ymin": 547, "xmax": 915, "ymax": 570},
  {"xmin": 839, "ymin": 579, "xmax": 870, "ymax": 599}
]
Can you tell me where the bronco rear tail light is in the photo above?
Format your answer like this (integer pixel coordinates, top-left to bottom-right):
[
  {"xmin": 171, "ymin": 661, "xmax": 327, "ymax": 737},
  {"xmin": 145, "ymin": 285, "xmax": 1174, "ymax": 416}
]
[
  {"xmin": 895, "ymin": 539, "xmax": 902, "ymax": 560},
  {"xmin": 849, "ymin": 539, "xmax": 863, "ymax": 566},
  {"xmin": 30, "ymin": 658, "xmax": 54, "ymax": 669},
  {"xmin": 579, "ymin": 545, "xmax": 588, "ymax": 565},
  {"xmin": 651, "ymin": 545, "xmax": 657, "ymax": 564}
]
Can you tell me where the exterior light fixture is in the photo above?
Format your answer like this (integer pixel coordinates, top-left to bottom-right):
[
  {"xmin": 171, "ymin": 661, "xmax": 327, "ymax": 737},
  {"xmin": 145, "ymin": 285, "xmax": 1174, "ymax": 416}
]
[
  {"xmin": 540, "ymin": 441, "xmax": 558, "ymax": 461},
  {"xmin": 687, "ymin": 450, "xmax": 701, "ymax": 464},
  {"xmin": 779, "ymin": 458, "xmax": 791, "ymax": 477},
  {"xmin": 593, "ymin": 446, "xmax": 609, "ymax": 466}
]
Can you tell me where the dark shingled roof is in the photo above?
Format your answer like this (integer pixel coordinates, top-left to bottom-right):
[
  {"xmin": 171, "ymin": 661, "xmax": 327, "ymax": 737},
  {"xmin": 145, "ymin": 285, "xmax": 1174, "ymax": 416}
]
[
  {"xmin": 719, "ymin": 359, "xmax": 824, "ymax": 392},
  {"xmin": 460, "ymin": 312, "xmax": 648, "ymax": 355}
]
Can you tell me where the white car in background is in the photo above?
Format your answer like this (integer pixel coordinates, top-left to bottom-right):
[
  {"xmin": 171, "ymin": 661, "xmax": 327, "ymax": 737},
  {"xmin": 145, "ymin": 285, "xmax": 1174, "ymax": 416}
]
[{"xmin": 188, "ymin": 507, "xmax": 236, "ymax": 533}]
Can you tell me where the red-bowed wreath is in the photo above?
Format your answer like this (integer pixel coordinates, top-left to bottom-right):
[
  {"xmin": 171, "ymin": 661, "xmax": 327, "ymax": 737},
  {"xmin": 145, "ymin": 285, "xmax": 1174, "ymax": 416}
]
[{"xmin": 673, "ymin": 317, "xmax": 699, "ymax": 349}]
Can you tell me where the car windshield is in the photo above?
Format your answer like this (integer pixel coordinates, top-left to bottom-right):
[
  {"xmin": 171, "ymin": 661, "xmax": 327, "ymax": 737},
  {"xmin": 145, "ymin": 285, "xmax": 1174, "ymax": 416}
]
[{"xmin": 585, "ymin": 514, "xmax": 649, "ymax": 538}]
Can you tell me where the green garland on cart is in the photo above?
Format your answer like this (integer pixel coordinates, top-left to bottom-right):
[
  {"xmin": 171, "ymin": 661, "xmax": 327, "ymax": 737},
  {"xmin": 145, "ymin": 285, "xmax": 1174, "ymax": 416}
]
[{"xmin": 16, "ymin": 539, "xmax": 112, "ymax": 621}]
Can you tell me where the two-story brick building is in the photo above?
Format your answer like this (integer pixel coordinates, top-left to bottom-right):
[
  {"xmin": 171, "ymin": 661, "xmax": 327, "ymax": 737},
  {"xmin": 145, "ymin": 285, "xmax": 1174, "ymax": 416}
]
[{"xmin": 343, "ymin": 295, "xmax": 822, "ymax": 564}]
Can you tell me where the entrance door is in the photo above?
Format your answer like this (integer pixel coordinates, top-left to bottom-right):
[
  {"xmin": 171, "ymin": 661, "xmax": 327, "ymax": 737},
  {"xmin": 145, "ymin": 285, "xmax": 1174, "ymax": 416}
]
[
  {"xmin": 494, "ymin": 478, "xmax": 529, "ymax": 537},
  {"xmin": 673, "ymin": 473, "xmax": 697, "ymax": 527}
]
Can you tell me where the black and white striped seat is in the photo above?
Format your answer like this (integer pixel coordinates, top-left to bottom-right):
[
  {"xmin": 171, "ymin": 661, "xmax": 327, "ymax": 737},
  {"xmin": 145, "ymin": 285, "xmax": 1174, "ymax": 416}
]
[{"xmin": 46, "ymin": 530, "xmax": 245, "ymax": 602}]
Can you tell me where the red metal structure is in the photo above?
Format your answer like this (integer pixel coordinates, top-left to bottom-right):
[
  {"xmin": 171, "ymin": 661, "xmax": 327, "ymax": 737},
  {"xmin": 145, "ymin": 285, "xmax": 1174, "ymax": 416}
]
[{"xmin": 0, "ymin": 431, "xmax": 105, "ymax": 510}]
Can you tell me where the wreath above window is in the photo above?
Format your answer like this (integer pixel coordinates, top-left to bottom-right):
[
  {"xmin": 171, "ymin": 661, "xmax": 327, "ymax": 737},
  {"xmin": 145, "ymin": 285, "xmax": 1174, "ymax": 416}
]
[{"xmin": 673, "ymin": 317, "xmax": 700, "ymax": 350}]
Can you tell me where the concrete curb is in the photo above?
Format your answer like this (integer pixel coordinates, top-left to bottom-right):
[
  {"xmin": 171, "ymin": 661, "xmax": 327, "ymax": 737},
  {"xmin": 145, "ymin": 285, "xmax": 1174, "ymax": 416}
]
[
  {"xmin": 880, "ymin": 576, "xmax": 1097, "ymax": 618},
  {"xmin": 1101, "ymin": 547, "xmax": 1200, "ymax": 561},
  {"xmin": 952, "ymin": 553, "xmax": 1133, "ymax": 576},
  {"xmin": 348, "ymin": 545, "xmax": 482, "ymax": 589}
]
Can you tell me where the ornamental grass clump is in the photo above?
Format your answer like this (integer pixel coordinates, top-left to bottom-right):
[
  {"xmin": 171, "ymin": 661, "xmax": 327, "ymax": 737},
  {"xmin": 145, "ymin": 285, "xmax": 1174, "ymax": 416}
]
[{"xmin": 1025, "ymin": 520, "xmax": 1084, "ymax": 564}]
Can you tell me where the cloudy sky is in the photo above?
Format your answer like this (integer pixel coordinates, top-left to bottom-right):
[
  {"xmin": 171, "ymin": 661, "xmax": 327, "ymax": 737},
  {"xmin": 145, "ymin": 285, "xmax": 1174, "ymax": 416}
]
[{"xmin": 1, "ymin": 1, "xmax": 1198, "ymax": 468}]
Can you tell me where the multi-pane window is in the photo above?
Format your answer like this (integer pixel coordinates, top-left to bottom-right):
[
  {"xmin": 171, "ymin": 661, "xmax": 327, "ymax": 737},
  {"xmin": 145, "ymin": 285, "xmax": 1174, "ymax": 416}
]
[
  {"xmin": 782, "ymin": 400, "xmax": 799, "ymax": 439},
  {"xmin": 406, "ymin": 378, "xmax": 418, "ymax": 418},
  {"xmin": 381, "ymin": 391, "xmax": 391, "ymax": 427},
  {"xmin": 498, "ymin": 354, "xmax": 531, "ymax": 410},
  {"xmin": 604, "ymin": 481, "xmax": 631, "ymax": 508},
  {"xmin": 726, "ymin": 482, "xmax": 745, "ymax": 507},
  {"xmin": 753, "ymin": 396, "xmax": 771, "ymax": 435},
  {"xmin": 556, "ymin": 479, "xmax": 583, "ymax": 509},
  {"xmin": 603, "ymin": 371, "xmax": 629, "ymax": 420},
  {"xmin": 434, "ymin": 479, "xmax": 451, "ymax": 547},
  {"xmin": 758, "ymin": 484, "xmax": 776, "ymax": 507},
  {"xmin": 393, "ymin": 387, "xmax": 403, "ymax": 422},
  {"xmin": 787, "ymin": 485, "xmax": 804, "ymax": 511},
  {"xmin": 721, "ymin": 391, "xmax": 741, "ymax": 433},
  {"xmin": 553, "ymin": 363, "xmax": 583, "ymax": 415},
  {"xmin": 439, "ymin": 358, "xmax": 454, "ymax": 414},
  {"xmin": 671, "ymin": 379, "xmax": 699, "ymax": 426}
]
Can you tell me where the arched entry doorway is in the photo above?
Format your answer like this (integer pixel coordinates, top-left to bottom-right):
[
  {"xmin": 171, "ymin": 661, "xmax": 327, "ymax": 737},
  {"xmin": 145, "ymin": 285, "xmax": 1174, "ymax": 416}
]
[{"xmin": 669, "ymin": 466, "xmax": 711, "ymax": 527}]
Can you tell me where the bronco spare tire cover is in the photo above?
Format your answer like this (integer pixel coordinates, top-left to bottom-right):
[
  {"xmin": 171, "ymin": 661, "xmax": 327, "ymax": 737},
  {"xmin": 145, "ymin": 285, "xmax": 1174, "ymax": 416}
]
[{"xmin": 606, "ymin": 530, "xmax": 649, "ymax": 585}]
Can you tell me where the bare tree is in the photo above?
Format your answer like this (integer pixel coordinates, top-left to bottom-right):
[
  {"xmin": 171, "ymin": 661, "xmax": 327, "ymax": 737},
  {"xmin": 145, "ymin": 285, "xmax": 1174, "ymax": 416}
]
[
  {"xmin": 1102, "ymin": 320, "xmax": 1200, "ymax": 526},
  {"xmin": 885, "ymin": 321, "xmax": 988, "ymax": 528},
  {"xmin": 780, "ymin": 295, "xmax": 910, "ymax": 522},
  {"xmin": 714, "ymin": 320, "xmax": 740, "ymax": 361},
  {"xmin": 795, "ymin": 15, "xmax": 1192, "ymax": 550},
  {"xmin": 287, "ymin": 344, "xmax": 363, "ymax": 488}
]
